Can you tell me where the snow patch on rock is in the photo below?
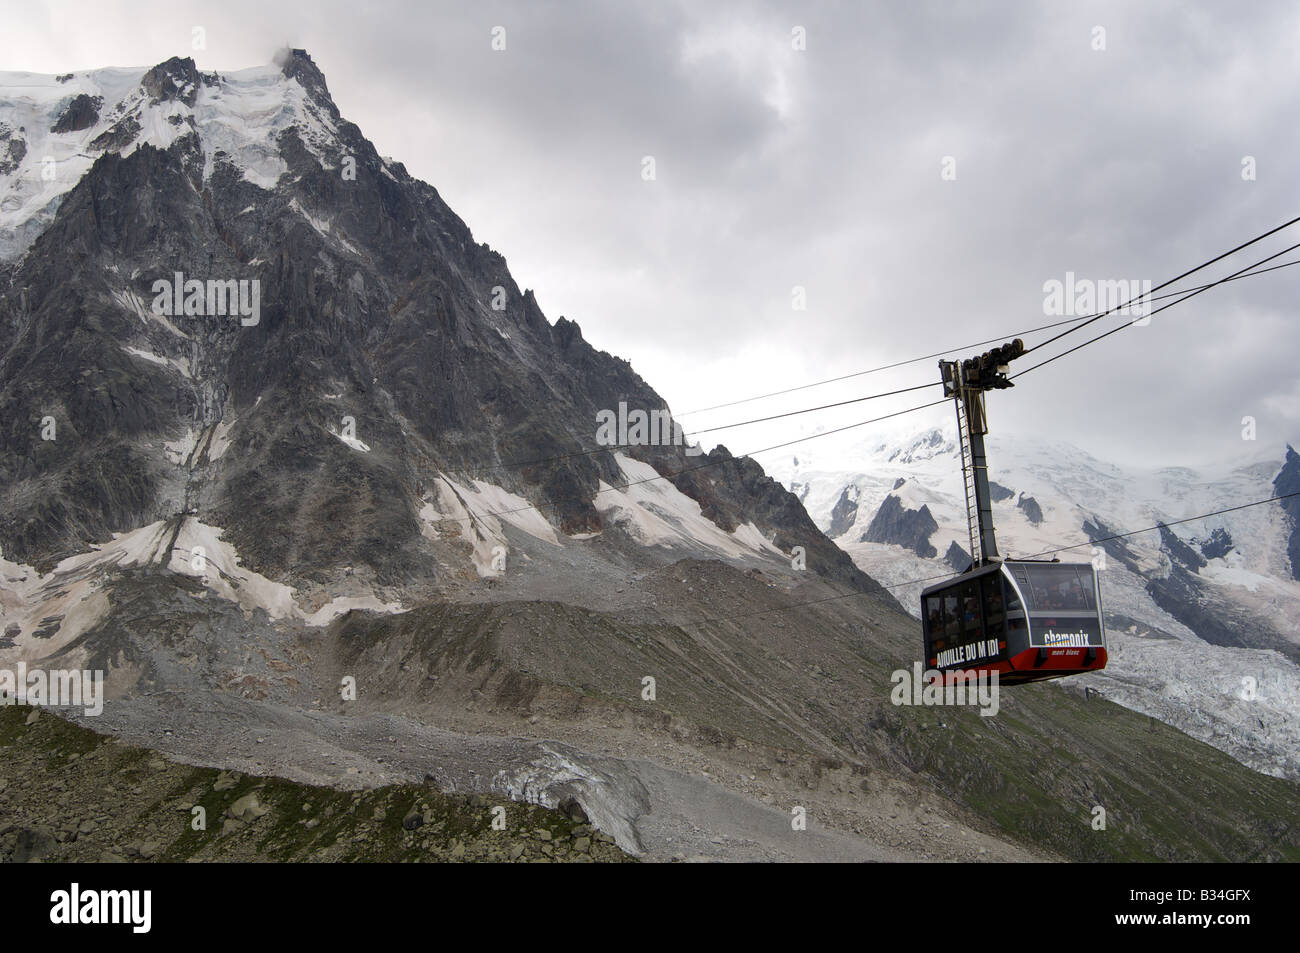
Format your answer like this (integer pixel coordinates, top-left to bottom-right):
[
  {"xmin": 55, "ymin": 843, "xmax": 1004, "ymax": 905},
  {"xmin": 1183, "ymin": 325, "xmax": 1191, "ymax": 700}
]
[
  {"xmin": 596, "ymin": 454, "xmax": 785, "ymax": 560},
  {"xmin": 0, "ymin": 518, "xmax": 401, "ymax": 668},
  {"xmin": 207, "ymin": 417, "xmax": 235, "ymax": 461},
  {"xmin": 419, "ymin": 475, "xmax": 560, "ymax": 577}
]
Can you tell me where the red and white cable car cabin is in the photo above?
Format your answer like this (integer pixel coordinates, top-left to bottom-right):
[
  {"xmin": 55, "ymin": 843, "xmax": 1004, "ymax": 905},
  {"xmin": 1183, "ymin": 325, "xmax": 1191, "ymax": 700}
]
[{"xmin": 920, "ymin": 559, "xmax": 1107, "ymax": 685}]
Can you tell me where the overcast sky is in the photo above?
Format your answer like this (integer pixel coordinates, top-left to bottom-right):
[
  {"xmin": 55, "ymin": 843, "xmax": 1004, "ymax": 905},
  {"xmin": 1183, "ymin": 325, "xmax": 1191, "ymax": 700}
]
[{"xmin": 11, "ymin": 0, "xmax": 1300, "ymax": 471}]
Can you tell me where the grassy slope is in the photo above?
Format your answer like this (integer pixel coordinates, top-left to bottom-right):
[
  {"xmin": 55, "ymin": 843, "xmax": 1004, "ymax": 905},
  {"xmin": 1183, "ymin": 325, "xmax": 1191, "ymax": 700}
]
[
  {"xmin": 332, "ymin": 559, "xmax": 1300, "ymax": 862},
  {"xmin": 0, "ymin": 705, "xmax": 632, "ymax": 863}
]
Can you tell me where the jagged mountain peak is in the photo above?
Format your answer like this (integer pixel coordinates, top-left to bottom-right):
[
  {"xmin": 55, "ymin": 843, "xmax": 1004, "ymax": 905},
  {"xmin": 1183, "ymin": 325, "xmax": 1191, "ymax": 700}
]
[
  {"xmin": 1273, "ymin": 441, "xmax": 1300, "ymax": 581},
  {"xmin": 139, "ymin": 56, "xmax": 204, "ymax": 106},
  {"xmin": 0, "ymin": 53, "xmax": 355, "ymax": 261},
  {"xmin": 273, "ymin": 48, "xmax": 335, "ymax": 109},
  {"xmin": 876, "ymin": 425, "xmax": 956, "ymax": 465}
]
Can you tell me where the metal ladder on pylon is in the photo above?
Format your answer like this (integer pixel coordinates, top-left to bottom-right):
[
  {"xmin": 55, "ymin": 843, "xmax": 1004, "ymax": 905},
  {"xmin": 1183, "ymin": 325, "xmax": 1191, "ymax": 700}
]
[{"xmin": 954, "ymin": 392, "xmax": 980, "ymax": 569}]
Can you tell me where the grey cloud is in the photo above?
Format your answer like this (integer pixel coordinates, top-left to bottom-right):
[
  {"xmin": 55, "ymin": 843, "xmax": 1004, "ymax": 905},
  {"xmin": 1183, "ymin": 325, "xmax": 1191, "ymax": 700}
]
[{"xmin": 9, "ymin": 0, "xmax": 1299, "ymax": 468}]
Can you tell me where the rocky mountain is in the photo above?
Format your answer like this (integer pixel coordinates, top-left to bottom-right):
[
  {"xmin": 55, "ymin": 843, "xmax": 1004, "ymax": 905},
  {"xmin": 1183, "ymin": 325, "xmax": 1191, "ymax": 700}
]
[
  {"xmin": 1, "ymin": 53, "xmax": 1296, "ymax": 861},
  {"xmin": 0, "ymin": 51, "xmax": 878, "ymax": 628},
  {"xmin": 861, "ymin": 493, "xmax": 938, "ymax": 558},
  {"xmin": 1275, "ymin": 445, "xmax": 1300, "ymax": 581},
  {"xmin": 770, "ymin": 426, "xmax": 1300, "ymax": 781}
]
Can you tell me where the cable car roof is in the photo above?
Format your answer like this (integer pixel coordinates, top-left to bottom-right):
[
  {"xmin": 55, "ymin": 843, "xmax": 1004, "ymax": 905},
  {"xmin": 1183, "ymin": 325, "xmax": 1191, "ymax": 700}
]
[{"xmin": 919, "ymin": 558, "xmax": 1096, "ymax": 599}]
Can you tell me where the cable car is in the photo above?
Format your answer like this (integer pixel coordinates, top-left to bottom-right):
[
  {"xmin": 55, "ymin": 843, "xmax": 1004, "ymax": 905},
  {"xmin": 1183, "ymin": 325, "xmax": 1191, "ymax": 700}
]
[
  {"xmin": 921, "ymin": 338, "xmax": 1107, "ymax": 684},
  {"xmin": 920, "ymin": 558, "xmax": 1106, "ymax": 684}
]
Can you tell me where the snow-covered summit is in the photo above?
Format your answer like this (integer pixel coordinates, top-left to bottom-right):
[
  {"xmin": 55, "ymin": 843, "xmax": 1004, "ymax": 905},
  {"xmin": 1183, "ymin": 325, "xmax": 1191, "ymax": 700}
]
[{"xmin": 0, "ymin": 52, "xmax": 342, "ymax": 260}]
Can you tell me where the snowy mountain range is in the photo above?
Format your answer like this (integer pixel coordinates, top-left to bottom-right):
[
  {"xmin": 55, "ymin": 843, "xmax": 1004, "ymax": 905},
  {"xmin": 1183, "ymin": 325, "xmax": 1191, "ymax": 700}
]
[{"xmin": 768, "ymin": 427, "xmax": 1300, "ymax": 779}]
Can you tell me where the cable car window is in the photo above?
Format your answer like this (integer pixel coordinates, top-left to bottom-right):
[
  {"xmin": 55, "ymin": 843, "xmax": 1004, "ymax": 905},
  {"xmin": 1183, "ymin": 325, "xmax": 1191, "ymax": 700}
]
[
  {"xmin": 1076, "ymin": 567, "xmax": 1098, "ymax": 609},
  {"xmin": 943, "ymin": 595, "xmax": 961, "ymax": 636},
  {"xmin": 981, "ymin": 574, "xmax": 1005, "ymax": 637},
  {"xmin": 1022, "ymin": 565, "xmax": 1095, "ymax": 611},
  {"xmin": 958, "ymin": 580, "xmax": 982, "ymax": 634},
  {"xmin": 925, "ymin": 596, "xmax": 942, "ymax": 635},
  {"xmin": 1004, "ymin": 577, "xmax": 1022, "ymax": 612}
]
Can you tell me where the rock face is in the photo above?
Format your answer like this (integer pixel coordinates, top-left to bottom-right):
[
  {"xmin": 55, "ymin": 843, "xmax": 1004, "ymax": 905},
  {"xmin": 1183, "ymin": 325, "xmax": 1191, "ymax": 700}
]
[
  {"xmin": 140, "ymin": 56, "xmax": 203, "ymax": 106},
  {"xmin": 51, "ymin": 94, "xmax": 102, "ymax": 133},
  {"xmin": 1085, "ymin": 520, "xmax": 1290, "ymax": 661},
  {"xmin": 1083, "ymin": 517, "xmax": 1141, "ymax": 573},
  {"xmin": 0, "ymin": 123, "xmax": 25, "ymax": 177},
  {"xmin": 1274, "ymin": 445, "xmax": 1300, "ymax": 581},
  {"xmin": 861, "ymin": 495, "xmax": 938, "ymax": 558},
  {"xmin": 1199, "ymin": 527, "xmax": 1233, "ymax": 561},
  {"xmin": 944, "ymin": 539, "xmax": 970, "ymax": 572},
  {"xmin": 1146, "ymin": 562, "xmax": 1258, "ymax": 653},
  {"xmin": 667, "ymin": 447, "xmax": 879, "ymax": 594},
  {"xmin": 827, "ymin": 486, "xmax": 860, "ymax": 539},
  {"xmin": 1159, "ymin": 523, "xmax": 1207, "ymax": 574},
  {"xmin": 0, "ymin": 51, "xmax": 889, "ymax": 610},
  {"xmin": 1016, "ymin": 493, "xmax": 1043, "ymax": 526},
  {"xmin": 988, "ymin": 481, "xmax": 1015, "ymax": 503}
]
